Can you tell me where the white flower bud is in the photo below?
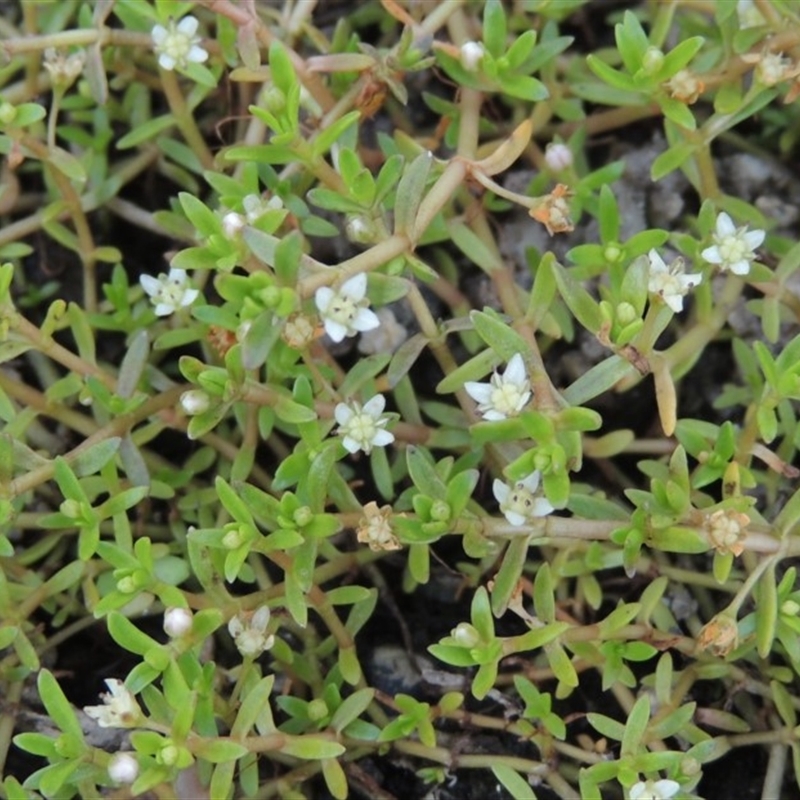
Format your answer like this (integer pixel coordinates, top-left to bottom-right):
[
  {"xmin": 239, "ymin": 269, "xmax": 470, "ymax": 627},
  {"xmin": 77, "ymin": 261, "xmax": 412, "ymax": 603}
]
[
  {"xmin": 544, "ymin": 143, "xmax": 573, "ymax": 172},
  {"xmin": 222, "ymin": 211, "xmax": 245, "ymax": 238},
  {"xmin": 108, "ymin": 752, "xmax": 139, "ymax": 784},
  {"xmin": 163, "ymin": 607, "xmax": 193, "ymax": 638},
  {"xmin": 180, "ymin": 390, "xmax": 211, "ymax": 416},
  {"xmin": 460, "ymin": 41, "xmax": 485, "ymax": 72}
]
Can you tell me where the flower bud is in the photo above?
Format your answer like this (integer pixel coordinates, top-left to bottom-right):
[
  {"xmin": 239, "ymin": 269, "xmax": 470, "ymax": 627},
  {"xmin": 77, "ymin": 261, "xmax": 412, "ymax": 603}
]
[
  {"xmin": 345, "ymin": 214, "xmax": 378, "ymax": 244},
  {"xmin": 158, "ymin": 744, "xmax": 180, "ymax": 767},
  {"xmin": 108, "ymin": 752, "xmax": 139, "ymax": 784},
  {"xmin": 0, "ymin": 102, "xmax": 17, "ymax": 125},
  {"xmin": 60, "ymin": 498, "xmax": 83, "ymax": 519},
  {"xmin": 544, "ymin": 143, "xmax": 573, "ymax": 172},
  {"xmin": 222, "ymin": 211, "xmax": 245, "ymax": 238},
  {"xmin": 460, "ymin": 41, "xmax": 485, "ymax": 72},
  {"xmin": 307, "ymin": 698, "xmax": 329, "ymax": 721},
  {"xmin": 604, "ymin": 243, "xmax": 623, "ymax": 263},
  {"xmin": 222, "ymin": 526, "xmax": 246, "ymax": 550},
  {"xmin": 430, "ymin": 500, "xmax": 451, "ymax": 522},
  {"xmin": 263, "ymin": 86, "xmax": 286, "ymax": 112},
  {"xmin": 642, "ymin": 46, "xmax": 665, "ymax": 74},
  {"xmin": 293, "ymin": 505, "xmax": 314, "ymax": 527},
  {"xmin": 180, "ymin": 389, "xmax": 211, "ymax": 416},
  {"xmin": 452, "ymin": 622, "xmax": 480, "ymax": 648},
  {"xmin": 616, "ymin": 301, "xmax": 638, "ymax": 326},
  {"xmin": 163, "ymin": 607, "xmax": 193, "ymax": 638},
  {"xmin": 781, "ymin": 599, "xmax": 800, "ymax": 616}
]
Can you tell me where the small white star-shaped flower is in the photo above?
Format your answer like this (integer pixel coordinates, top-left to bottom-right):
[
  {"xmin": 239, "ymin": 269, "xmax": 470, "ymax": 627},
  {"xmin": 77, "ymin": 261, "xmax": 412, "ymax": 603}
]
[
  {"xmin": 629, "ymin": 778, "xmax": 681, "ymax": 800},
  {"xmin": 334, "ymin": 395, "xmax": 394, "ymax": 455},
  {"xmin": 492, "ymin": 471, "xmax": 554, "ymax": 526},
  {"xmin": 140, "ymin": 267, "xmax": 199, "ymax": 316},
  {"xmin": 465, "ymin": 353, "xmax": 532, "ymax": 421},
  {"xmin": 228, "ymin": 606, "xmax": 275, "ymax": 658},
  {"xmin": 647, "ymin": 249, "xmax": 702, "ymax": 313},
  {"xmin": 701, "ymin": 212, "xmax": 764, "ymax": 276},
  {"xmin": 84, "ymin": 679, "xmax": 143, "ymax": 728},
  {"xmin": 151, "ymin": 16, "xmax": 209, "ymax": 72},
  {"xmin": 314, "ymin": 272, "xmax": 380, "ymax": 343}
]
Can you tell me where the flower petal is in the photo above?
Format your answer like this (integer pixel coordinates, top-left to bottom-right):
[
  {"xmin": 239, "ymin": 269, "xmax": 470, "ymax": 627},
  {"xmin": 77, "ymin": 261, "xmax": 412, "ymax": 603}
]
[
  {"xmin": 362, "ymin": 394, "xmax": 386, "ymax": 416},
  {"xmin": 151, "ymin": 25, "xmax": 168, "ymax": 44},
  {"xmin": 701, "ymin": 245, "xmax": 722, "ymax": 264},
  {"xmin": 154, "ymin": 303, "xmax": 175, "ymax": 316},
  {"xmin": 341, "ymin": 436, "xmax": 361, "ymax": 454},
  {"xmin": 180, "ymin": 288, "xmax": 200, "ymax": 307},
  {"xmin": 314, "ymin": 286, "xmax": 334, "ymax": 313},
  {"xmin": 464, "ymin": 381, "xmax": 492, "ymax": 403},
  {"xmin": 519, "ymin": 471, "xmax": 541, "ymax": 493},
  {"xmin": 531, "ymin": 497, "xmax": 554, "ymax": 517},
  {"xmin": 503, "ymin": 509, "xmax": 527, "ymax": 526},
  {"xmin": 158, "ymin": 54, "xmax": 177, "ymax": 71},
  {"xmin": 492, "ymin": 479, "xmax": 510, "ymax": 504},
  {"xmin": 352, "ymin": 307, "xmax": 380, "ymax": 332},
  {"xmin": 647, "ymin": 249, "xmax": 667, "ymax": 273},
  {"xmin": 371, "ymin": 429, "xmax": 395, "ymax": 447},
  {"xmin": 665, "ymin": 294, "xmax": 683, "ymax": 313},
  {"xmin": 188, "ymin": 45, "xmax": 209, "ymax": 64},
  {"xmin": 482, "ymin": 409, "xmax": 507, "ymax": 421},
  {"xmin": 730, "ymin": 260, "xmax": 751, "ymax": 276},
  {"xmin": 334, "ymin": 402, "xmax": 354, "ymax": 425},
  {"xmin": 503, "ymin": 353, "xmax": 527, "ymax": 385},
  {"xmin": 340, "ymin": 272, "xmax": 367, "ymax": 301},
  {"xmin": 140, "ymin": 274, "xmax": 161, "ymax": 296},
  {"xmin": 743, "ymin": 228, "xmax": 765, "ymax": 249},
  {"xmin": 177, "ymin": 16, "xmax": 199, "ymax": 35},
  {"xmin": 716, "ymin": 212, "xmax": 735, "ymax": 236},
  {"xmin": 323, "ymin": 319, "xmax": 348, "ymax": 342}
]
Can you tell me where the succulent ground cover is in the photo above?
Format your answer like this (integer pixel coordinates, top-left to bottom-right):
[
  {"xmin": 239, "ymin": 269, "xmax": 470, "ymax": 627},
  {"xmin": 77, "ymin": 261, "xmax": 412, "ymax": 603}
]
[{"xmin": 2, "ymin": 0, "xmax": 800, "ymax": 798}]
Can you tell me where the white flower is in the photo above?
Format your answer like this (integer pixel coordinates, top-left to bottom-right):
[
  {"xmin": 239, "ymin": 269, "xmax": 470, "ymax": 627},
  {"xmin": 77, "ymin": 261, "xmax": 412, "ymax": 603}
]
[
  {"xmin": 629, "ymin": 778, "xmax": 681, "ymax": 800},
  {"xmin": 492, "ymin": 472, "xmax": 554, "ymax": 526},
  {"xmin": 701, "ymin": 212, "xmax": 765, "ymax": 276},
  {"xmin": 460, "ymin": 41, "xmax": 485, "ymax": 71},
  {"xmin": 140, "ymin": 267, "xmax": 199, "ymax": 316},
  {"xmin": 151, "ymin": 16, "xmax": 209, "ymax": 72},
  {"xmin": 545, "ymin": 143, "xmax": 573, "ymax": 172},
  {"xmin": 108, "ymin": 752, "xmax": 139, "ymax": 784},
  {"xmin": 737, "ymin": 0, "xmax": 766, "ymax": 28},
  {"xmin": 163, "ymin": 607, "xmax": 193, "ymax": 638},
  {"xmin": 314, "ymin": 272, "xmax": 380, "ymax": 343},
  {"xmin": 228, "ymin": 606, "xmax": 275, "ymax": 658},
  {"xmin": 334, "ymin": 395, "xmax": 394, "ymax": 455},
  {"xmin": 647, "ymin": 249, "xmax": 702, "ymax": 313},
  {"xmin": 84, "ymin": 679, "xmax": 143, "ymax": 728},
  {"xmin": 465, "ymin": 353, "xmax": 531, "ymax": 421}
]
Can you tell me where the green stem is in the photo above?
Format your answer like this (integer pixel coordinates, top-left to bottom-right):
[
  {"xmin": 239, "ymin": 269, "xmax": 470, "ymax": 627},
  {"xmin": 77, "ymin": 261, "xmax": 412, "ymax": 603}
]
[
  {"xmin": 159, "ymin": 68, "xmax": 214, "ymax": 170},
  {"xmin": 8, "ymin": 386, "xmax": 185, "ymax": 498}
]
